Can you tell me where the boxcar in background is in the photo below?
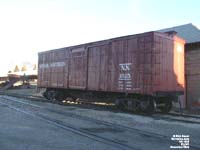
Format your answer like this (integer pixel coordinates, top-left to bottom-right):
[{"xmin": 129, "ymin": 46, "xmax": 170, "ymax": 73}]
[{"xmin": 38, "ymin": 31, "xmax": 185, "ymax": 113}]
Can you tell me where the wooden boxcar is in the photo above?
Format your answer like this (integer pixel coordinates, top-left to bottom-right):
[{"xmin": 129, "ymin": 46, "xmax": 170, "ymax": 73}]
[{"xmin": 38, "ymin": 31, "xmax": 185, "ymax": 113}]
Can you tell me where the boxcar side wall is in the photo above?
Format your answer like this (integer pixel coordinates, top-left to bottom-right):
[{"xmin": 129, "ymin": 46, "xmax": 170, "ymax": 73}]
[
  {"xmin": 69, "ymin": 47, "xmax": 87, "ymax": 89},
  {"xmin": 38, "ymin": 32, "xmax": 154, "ymax": 94},
  {"xmin": 38, "ymin": 48, "xmax": 66, "ymax": 88}
]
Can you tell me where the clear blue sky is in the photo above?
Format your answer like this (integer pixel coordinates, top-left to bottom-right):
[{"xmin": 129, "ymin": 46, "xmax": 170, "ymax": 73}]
[{"xmin": 0, "ymin": 0, "xmax": 199, "ymax": 75}]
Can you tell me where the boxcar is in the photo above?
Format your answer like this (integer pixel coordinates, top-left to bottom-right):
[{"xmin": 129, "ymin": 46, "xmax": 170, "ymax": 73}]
[{"xmin": 38, "ymin": 31, "xmax": 185, "ymax": 113}]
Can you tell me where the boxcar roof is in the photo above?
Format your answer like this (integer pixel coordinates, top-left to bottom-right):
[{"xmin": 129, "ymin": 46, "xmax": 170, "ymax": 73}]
[{"xmin": 39, "ymin": 31, "xmax": 183, "ymax": 54}]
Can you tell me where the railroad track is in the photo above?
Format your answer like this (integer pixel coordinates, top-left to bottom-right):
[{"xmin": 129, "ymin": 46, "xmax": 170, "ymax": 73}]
[
  {"xmin": 0, "ymin": 95, "xmax": 138, "ymax": 150},
  {"xmin": 0, "ymin": 95, "xmax": 167, "ymax": 138},
  {"xmin": 0, "ymin": 95, "xmax": 200, "ymax": 150},
  {"xmin": 152, "ymin": 113, "xmax": 200, "ymax": 124},
  {"xmin": 1, "ymin": 92, "xmax": 200, "ymax": 124}
]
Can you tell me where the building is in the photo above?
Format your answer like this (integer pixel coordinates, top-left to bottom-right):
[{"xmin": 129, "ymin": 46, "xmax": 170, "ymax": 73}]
[
  {"xmin": 159, "ymin": 23, "xmax": 200, "ymax": 109},
  {"xmin": 185, "ymin": 42, "xmax": 200, "ymax": 108},
  {"xmin": 158, "ymin": 23, "xmax": 200, "ymax": 43}
]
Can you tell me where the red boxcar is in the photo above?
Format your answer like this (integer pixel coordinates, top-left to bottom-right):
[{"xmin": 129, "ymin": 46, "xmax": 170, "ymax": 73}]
[{"xmin": 38, "ymin": 31, "xmax": 185, "ymax": 113}]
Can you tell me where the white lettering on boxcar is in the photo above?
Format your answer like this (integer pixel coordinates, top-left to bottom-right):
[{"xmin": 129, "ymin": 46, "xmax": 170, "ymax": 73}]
[
  {"xmin": 119, "ymin": 63, "xmax": 132, "ymax": 71},
  {"xmin": 119, "ymin": 73, "xmax": 131, "ymax": 80},
  {"xmin": 118, "ymin": 63, "xmax": 132, "ymax": 90},
  {"xmin": 50, "ymin": 62, "xmax": 65, "ymax": 67},
  {"xmin": 39, "ymin": 64, "xmax": 49, "ymax": 69},
  {"xmin": 39, "ymin": 62, "xmax": 65, "ymax": 69}
]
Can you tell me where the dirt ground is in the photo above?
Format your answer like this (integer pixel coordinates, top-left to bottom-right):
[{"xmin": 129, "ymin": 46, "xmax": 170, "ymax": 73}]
[{"xmin": 3, "ymin": 87, "xmax": 45, "ymax": 97}]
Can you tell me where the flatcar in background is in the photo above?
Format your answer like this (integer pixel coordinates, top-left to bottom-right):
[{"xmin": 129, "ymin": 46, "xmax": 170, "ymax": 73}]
[{"xmin": 38, "ymin": 31, "xmax": 185, "ymax": 113}]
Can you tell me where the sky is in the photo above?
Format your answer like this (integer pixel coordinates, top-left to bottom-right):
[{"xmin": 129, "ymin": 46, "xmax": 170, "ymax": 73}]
[{"xmin": 0, "ymin": 0, "xmax": 200, "ymax": 76}]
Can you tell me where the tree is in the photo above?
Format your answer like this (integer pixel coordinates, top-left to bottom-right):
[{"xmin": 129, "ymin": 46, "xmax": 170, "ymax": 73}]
[
  {"xmin": 14, "ymin": 65, "xmax": 20, "ymax": 72},
  {"xmin": 33, "ymin": 64, "xmax": 37, "ymax": 70},
  {"xmin": 21, "ymin": 65, "xmax": 27, "ymax": 71}
]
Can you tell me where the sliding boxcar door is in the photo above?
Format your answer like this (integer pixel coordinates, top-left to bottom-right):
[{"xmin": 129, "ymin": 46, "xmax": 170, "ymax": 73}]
[
  {"xmin": 87, "ymin": 44, "xmax": 110, "ymax": 91},
  {"xmin": 69, "ymin": 47, "xmax": 87, "ymax": 89}
]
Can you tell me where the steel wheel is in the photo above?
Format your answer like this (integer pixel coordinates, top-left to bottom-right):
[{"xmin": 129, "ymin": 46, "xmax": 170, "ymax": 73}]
[{"xmin": 159, "ymin": 101, "xmax": 172, "ymax": 113}]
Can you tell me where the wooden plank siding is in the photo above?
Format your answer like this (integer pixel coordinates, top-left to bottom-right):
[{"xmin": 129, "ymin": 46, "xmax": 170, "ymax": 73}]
[{"xmin": 185, "ymin": 42, "xmax": 200, "ymax": 108}]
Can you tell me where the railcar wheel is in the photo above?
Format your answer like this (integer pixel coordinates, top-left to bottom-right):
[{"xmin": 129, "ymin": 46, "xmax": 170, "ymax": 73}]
[
  {"xmin": 159, "ymin": 100, "xmax": 172, "ymax": 113},
  {"xmin": 43, "ymin": 90, "xmax": 48, "ymax": 99},
  {"xmin": 127, "ymin": 99, "xmax": 140, "ymax": 112},
  {"xmin": 47, "ymin": 90, "xmax": 56, "ymax": 101},
  {"xmin": 115, "ymin": 99, "xmax": 126, "ymax": 110},
  {"xmin": 55, "ymin": 91, "xmax": 65, "ymax": 101},
  {"xmin": 139, "ymin": 99, "xmax": 155, "ymax": 114}
]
